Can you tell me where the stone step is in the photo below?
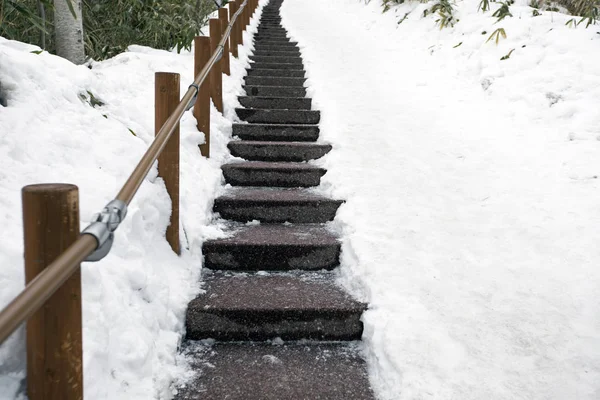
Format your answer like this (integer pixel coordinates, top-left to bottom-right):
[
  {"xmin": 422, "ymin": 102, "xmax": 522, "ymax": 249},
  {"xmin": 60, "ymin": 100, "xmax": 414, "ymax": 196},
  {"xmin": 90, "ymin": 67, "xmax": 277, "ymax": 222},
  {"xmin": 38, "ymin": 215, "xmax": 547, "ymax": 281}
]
[
  {"xmin": 233, "ymin": 123, "xmax": 319, "ymax": 142},
  {"xmin": 254, "ymin": 38, "xmax": 298, "ymax": 47},
  {"xmin": 238, "ymin": 96, "xmax": 311, "ymax": 110},
  {"xmin": 248, "ymin": 61, "xmax": 304, "ymax": 70},
  {"xmin": 253, "ymin": 39, "xmax": 297, "ymax": 46},
  {"xmin": 253, "ymin": 49, "xmax": 301, "ymax": 57},
  {"xmin": 203, "ymin": 224, "xmax": 340, "ymax": 270},
  {"xmin": 244, "ymin": 85, "xmax": 306, "ymax": 97},
  {"xmin": 256, "ymin": 30, "xmax": 288, "ymax": 36},
  {"xmin": 250, "ymin": 55, "xmax": 302, "ymax": 64},
  {"xmin": 257, "ymin": 27, "xmax": 287, "ymax": 32},
  {"xmin": 214, "ymin": 187, "xmax": 341, "ymax": 222},
  {"xmin": 246, "ymin": 69, "xmax": 304, "ymax": 78},
  {"xmin": 253, "ymin": 45, "xmax": 299, "ymax": 51},
  {"xmin": 253, "ymin": 38, "xmax": 298, "ymax": 45},
  {"xmin": 254, "ymin": 34, "xmax": 291, "ymax": 41},
  {"xmin": 228, "ymin": 140, "xmax": 330, "ymax": 161},
  {"xmin": 186, "ymin": 273, "xmax": 365, "ymax": 341},
  {"xmin": 244, "ymin": 76, "xmax": 305, "ymax": 87},
  {"xmin": 175, "ymin": 342, "xmax": 374, "ymax": 400},
  {"xmin": 236, "ymin": 109, "xmax": 320, "ymax": 124},
  {"xmin": 222, "ymin": 161, "xmax": 325, "ymax": 187}
]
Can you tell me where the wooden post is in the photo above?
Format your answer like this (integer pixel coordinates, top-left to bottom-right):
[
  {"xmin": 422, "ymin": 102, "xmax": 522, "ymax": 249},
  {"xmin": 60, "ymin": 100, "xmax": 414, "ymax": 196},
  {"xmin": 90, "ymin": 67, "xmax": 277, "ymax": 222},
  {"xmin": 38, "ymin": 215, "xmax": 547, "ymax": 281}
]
[
  {"xmin": 194, "ymin": 36, "xmax": 211, "ymax": 157},
  {"xmin": 23, "ymin": 184, "xmax": 82, "ymax": 400},
  {"xmin": 236, "ymin": 1, "xmax": 244, "ymax": 47},
  {"xmin": 218, "ymin": 8, "xmax": 231, "ymax": 76},
  {"xmin": 155, "ymin": 72, "xmax": 180, "ymax": 255},
  {"xmin": 209, "ymin": 18, "xmax": 223, "ymax": 114},
  {"xmin": 243, "ymin": 1, "xmax": 249, "ymax": 30},
  {"xmin": 229, "ymin": 1, "xmax": 239, "ymax": 57}
]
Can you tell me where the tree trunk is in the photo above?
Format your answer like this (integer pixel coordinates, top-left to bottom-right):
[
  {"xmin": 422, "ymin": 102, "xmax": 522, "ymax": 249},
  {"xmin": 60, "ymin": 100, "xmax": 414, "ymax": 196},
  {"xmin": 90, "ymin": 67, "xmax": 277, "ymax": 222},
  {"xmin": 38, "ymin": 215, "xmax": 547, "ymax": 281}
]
[{"xmin": 54, "ymin": 0, "xmax": 85, "ymax": 64}]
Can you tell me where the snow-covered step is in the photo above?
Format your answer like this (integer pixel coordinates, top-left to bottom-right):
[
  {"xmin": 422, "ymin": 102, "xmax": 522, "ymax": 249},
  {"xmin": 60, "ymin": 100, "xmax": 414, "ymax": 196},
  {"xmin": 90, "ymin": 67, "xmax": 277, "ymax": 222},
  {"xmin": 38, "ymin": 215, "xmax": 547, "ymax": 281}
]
[
  {"xmin": 221, "ymin": 161, "xmax": 325, "ymax": 187},
  {"xmin": 244, "ymin": 85, "xmax": 306, "ymax": 97},
  {"xmin": 246, "ymin": 68, "xmax": 305, "ymax": 78},
  {"xmin": 214, "ymin": 187, "xmax": 341, "ymax": 223},
  {"xmin": 228, "ymin": 140, "xmax": 330, "ymax": 161},
  {"xmin": 203, "ymin": 224, "xmax": 340, "ymax": 270},
  {"xmin": 233, "ymin": 123, "xmax": 320, "ymax": 142},
  {"xmin": 238, "ymin": 96, "xmax": 311, "ymax": 110},
  {"xmin": 186, "ymin": 273, "xmax": 364, "ymax": 340},
  {"xmin": 175, "ymin": 342, "xmax": 374, "ymax": 400},
  {"xmin": 250, "ymin": 55, "xmax": 303, "ymax": 64},
  {"xmin": 236, "ymin": 109, "xmax": 319, "ymax": 124}
]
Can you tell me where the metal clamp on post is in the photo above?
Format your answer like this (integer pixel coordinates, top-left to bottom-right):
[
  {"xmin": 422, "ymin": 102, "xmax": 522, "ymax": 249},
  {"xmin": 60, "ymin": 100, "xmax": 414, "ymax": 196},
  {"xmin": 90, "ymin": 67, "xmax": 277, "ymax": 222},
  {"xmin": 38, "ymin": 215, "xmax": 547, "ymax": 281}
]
[
  {"xmin": 82, "ymin": 199, "xmax": 128, "ymax": 262},
  {"xmin": 186, "ymin": 83, "xmax": 200, "ymax": 111},
  {"xmin": 215, "ymin": 45, "xmax": 225, "ymax": 62}
]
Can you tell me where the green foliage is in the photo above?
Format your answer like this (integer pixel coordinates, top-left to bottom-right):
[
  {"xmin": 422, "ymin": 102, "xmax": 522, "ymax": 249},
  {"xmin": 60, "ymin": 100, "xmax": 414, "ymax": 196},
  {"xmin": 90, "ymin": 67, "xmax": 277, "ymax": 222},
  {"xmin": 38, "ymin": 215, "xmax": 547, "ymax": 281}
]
[
  {"xmin": 486, "ymin": 27, "xmax": 507, "ymax": 44},
  {"xmin": 492, "ymin": 1, "xmax": 514, "ymax": 21},
  {"xmin": 500, "ymin": 48, "xmax": 515, "ymax": 59},
  {"xmin": 424, "ymin": 0, "xmax": 457, "ymax": 28},
  {"xmin": 0, "ymin": 0, "xmax": 215, "ymax": 60},
  {"xmin": 0, "ymin": 0, "xmax": 52, "ymax": 47},
  {"xmin": 478, "ymin": 0, "xmax": 491, "ymax": 12},
  {"xmin": 83, "ymin": 0, "xmax": 215, "ymax": 60}
]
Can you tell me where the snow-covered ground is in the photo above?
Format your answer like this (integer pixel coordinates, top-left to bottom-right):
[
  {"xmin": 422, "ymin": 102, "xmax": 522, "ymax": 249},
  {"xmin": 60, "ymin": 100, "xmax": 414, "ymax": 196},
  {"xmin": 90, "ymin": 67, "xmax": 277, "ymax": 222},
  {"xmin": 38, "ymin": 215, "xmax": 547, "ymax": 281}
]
[
  {"xmin": 280, "ymin": 0, "xmax": 600, "ymax": 399},
  {"xmin": 0, "ymin": 3, "xmax": 264, "ymax": 399},
  {"xmin": 2, "ymin": 0, "xmax": 600, "ymax": 398}
]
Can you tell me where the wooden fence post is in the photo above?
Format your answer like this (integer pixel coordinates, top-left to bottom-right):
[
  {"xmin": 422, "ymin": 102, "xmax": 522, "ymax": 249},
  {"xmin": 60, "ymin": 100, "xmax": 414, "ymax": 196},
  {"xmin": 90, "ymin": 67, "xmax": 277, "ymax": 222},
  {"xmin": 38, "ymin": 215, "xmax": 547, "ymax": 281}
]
[
  {"xmin": 194, "ymin": 36, "xmax": 211, "ymax": 157},
  {"xmin": 218, "ymin": 8, "xmax": 231, "ymax": 76},
  {"xmin": 209, "ymin": 18, "xmax": 223, "ymax": 114},
  {"xmin": 23, "ymin": 184, "xmax": 83, "ymax": 400},
  {"xmin": 229, "ymin": 1, "xmax": 239, "ymax": 58},
  {"xmin": 155, "ymin": 72, "xmax": 180, "ymax": 255},
  {"xmin": 236, "ymin": 1, "xmax": 244, "ymax": 46}
]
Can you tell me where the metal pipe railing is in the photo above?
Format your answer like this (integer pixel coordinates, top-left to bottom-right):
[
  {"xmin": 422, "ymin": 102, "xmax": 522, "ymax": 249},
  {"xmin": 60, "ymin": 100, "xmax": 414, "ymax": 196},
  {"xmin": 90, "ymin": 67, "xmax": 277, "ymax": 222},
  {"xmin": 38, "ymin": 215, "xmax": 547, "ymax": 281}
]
[{"xmin": 0, "ymin": 0, "xmax": 250, "ymax": 346}]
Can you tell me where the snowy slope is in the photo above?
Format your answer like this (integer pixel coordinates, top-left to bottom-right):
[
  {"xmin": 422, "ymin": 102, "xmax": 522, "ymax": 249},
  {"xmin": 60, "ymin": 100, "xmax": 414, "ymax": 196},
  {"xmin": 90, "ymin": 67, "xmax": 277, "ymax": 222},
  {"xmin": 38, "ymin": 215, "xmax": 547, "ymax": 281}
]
[
  {"xmin": 280, "ymin": 0, "xmax": 600, "ymax": 399},
  {"xmin": 0, "ymin": 3, "xmax": 264, "ymax": 399}
]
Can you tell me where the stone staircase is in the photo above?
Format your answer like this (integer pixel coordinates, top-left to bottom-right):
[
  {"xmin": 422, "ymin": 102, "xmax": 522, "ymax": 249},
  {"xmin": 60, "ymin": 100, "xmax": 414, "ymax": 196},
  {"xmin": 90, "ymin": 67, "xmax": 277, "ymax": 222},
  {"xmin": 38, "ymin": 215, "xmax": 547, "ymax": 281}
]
[{"xmin": 175, "ymin": 1, "xmax": 374, "ymax": 398}]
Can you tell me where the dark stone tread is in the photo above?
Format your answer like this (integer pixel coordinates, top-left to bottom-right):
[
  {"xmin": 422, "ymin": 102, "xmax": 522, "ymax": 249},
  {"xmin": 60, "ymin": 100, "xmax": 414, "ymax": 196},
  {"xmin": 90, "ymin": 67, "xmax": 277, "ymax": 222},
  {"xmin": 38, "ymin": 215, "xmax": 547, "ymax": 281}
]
[
  {"xmin": 238, "ymin": 96, "xmax": 311, "ymax": 110},
  {"xmin": 222, "ymin": 161, "xmax": 325, "ymax": 187},
  {"xmin": 203, "ymin": 224, "xmax": 340, "ymax": 270},
  {"xmin": 233, "ymin": 123, "xmax": 320, "ymax": 142},
  {"xmin": 214, "ymin": 187, "xmax": 341, "ymax": 222},
  {"xmin": 186, "ymin": 273, "xmax": 365, "ymax": 340},
  {"xmin": 244, "ymin": 85, "xmax": 306, "ymax": 97},
  {"xmin": 228, "ymin": 140, "xmax": 330, "ymax": 161},
  {"xmin": 236, "ymin": 108, "xmax": 320, "ymax": 124},
  {"xmin": 175, "ymin": 342, "xmax": 374, "ymax": 400}
]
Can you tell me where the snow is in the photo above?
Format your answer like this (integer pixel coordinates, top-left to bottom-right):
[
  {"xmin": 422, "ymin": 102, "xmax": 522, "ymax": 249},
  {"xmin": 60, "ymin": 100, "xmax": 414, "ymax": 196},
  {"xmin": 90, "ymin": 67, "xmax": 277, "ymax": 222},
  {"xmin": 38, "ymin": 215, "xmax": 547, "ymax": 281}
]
[
  {"xmin": 279, "ymin": 0, "xmax": 600, "ymax": 399},
  {"xmin": 0, "ymin": 2, "xmax": 264, "ymax": 399},
  {"xmin": 2, "ymin": 0, "xmax": 600, "ymax": 398}
]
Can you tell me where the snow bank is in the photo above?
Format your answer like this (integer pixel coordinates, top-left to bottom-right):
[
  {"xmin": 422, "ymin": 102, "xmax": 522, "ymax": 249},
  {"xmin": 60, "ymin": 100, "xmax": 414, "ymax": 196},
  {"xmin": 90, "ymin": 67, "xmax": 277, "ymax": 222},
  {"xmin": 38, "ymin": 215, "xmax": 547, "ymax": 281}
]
[
  {"xmin": 280, "ymin": 0, "xmax": 600, "ymax": 399},
  {"xmin": 0, "ymin": 2, "xmax": 264, "ymax": 398}
]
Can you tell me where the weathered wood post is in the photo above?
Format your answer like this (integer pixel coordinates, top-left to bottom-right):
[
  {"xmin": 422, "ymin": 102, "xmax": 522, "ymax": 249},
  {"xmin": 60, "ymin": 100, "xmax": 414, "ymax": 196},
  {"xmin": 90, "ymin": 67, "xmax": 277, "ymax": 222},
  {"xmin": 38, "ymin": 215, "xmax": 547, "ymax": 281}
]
[
  {"xmin": 155, "ymin": 72, "xmax": 180, "ymax": 255},
  {"xmin": 209, "ymin": 18, "xmax": 224, "ymax": 113},
  {"xmin": 229, "ymin": 1, "xmax": 239, "ymax": 58},
  {"xmin": 23, "ymin": 184, "xmax": 83, "ymax": 400},
  {"xmin": 236, "ymin": 1, "xmax": 244, "ymax": 47},
  {"xmin": 218, "ymin": 8, "xmax": 231, "ymax": 76},
  {"xmin": 242, "ymin": 1, "xmax": 249, "ymax": 29},
  {"xmin": 194, "ymin": 36, "xmax": 211, "ymax": 157}
]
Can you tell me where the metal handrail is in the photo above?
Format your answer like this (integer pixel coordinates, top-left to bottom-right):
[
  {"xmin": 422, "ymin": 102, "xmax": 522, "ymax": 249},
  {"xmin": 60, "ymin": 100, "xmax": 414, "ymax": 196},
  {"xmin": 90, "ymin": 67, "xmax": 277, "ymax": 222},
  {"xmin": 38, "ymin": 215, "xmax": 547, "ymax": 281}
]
[{"xmin": 0, "ymin": 0, "xmax": 248, "ymax": 345}]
